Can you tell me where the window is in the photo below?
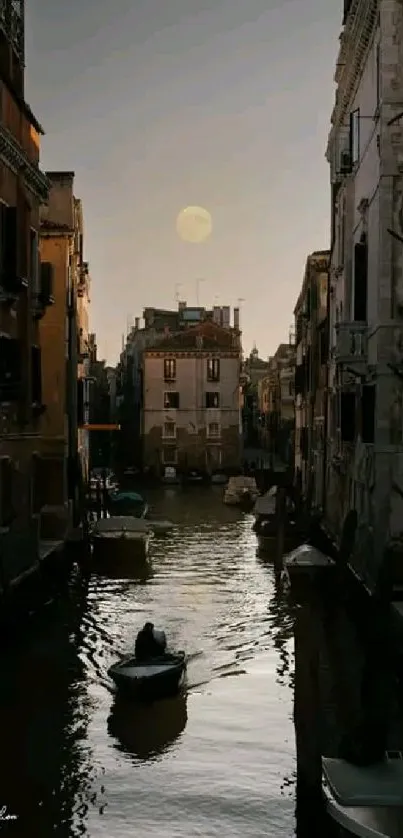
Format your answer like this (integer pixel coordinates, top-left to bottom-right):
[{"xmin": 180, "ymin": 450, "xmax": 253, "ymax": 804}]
[
  {"xmin": 207, "ymin": 422, "xmax": 220, "ymax": 437},
  {"xmin": 39, "ymin": 261, "xmax": 54, "ymax": 303},
  {"xmin": 205, "ymin": 391, "xmax": 220, "ymax": 408},
  {"xmin": 353, "ymin": 237, "xmax": 368, "ymax": 321},
  {"xmin": 31, "ymin": 345, "xmax": 42, "ymax": 404},
  {"xmin": 0, "ymin": 336, "xmax": 21, "ymax": 402},
  {"xmin": 338, "ymin": 194, "xmax": 346, "ymax": 265},
  {"xmin": 163, "ymin": 446, "xmax": 177, "ymax": 464},
  {"xmin": 164, "ymin": 358, "xmax": 176, "ymax": 381},
  {"xmin": 0, "ymin": 204, "xmax": 17, "ymax": 286},
  {"xmin": 206, "ymin": 446, "xmax": 222, "ymax": 467},
  {"xmin": 163, "ymin": 421, "xmax": 176, "ymax": 438},
  {"xmin": 362, "ymin": 385, "xmax": 375, "ymax": 444},
  {"xmin": 164, "ymin": 391, "xmax": 179, "ymax": 409},
  {"xmin": 288, "ymin": 380, "xmax": 294, "ymax": 397},
  {"xmin": 350, "ymin": 109, "xmax": 360, "ymax": 165},
  {"xmin": 30, "ymin": 228, "xmax": 39, "ymax": 291},
  {"xmin": 0, "ymin": 456, "xmax": 14, "ymax": 526},
  {"xmin": 77, "ymin": 378, "xmax": 84, "ymax": 425},
  {"xmin": 340, "ymin": 392, "xmax": 356, "ymax": 442},
  {"xmin": 207, "ymin": 358, "xmax": 220, "ymax": 381}
]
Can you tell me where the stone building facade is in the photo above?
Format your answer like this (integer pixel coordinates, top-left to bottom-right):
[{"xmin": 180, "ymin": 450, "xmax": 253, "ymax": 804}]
[
  {"xmin": 0, "ymin": 1, "xmax": 51, "ymax": 587},
  {"xmin": 142, "ymin": 320, "xmax": 242, "ymax": 474},
  {"xmin": 258, "ymin": 343, "xmax": 295, "ymax": 465},
  {"xmin": 39, "ymin": 173, "xmax": 91, "ymax": 531},
  {"xmin": 294, "ymin": 251, "xmax": 329, "ymax": 509},
  {"xmin": 325, "ymin": 0, "xmax": 403, "ymax": 590}
]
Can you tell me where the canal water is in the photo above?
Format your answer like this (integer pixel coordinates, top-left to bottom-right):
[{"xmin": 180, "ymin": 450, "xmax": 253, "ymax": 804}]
[{"xmin": 0, "ymin": 488, "xmax": 296, "ymax": 837}]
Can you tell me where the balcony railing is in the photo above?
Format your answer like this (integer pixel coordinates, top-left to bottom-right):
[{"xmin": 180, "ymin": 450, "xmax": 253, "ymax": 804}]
[{"xmin": 335, "ymin": 321, "xmax": 367, "ymax": 365}]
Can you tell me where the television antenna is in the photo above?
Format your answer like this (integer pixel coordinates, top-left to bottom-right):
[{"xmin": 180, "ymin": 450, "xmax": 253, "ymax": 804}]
[{"xmin": 196, "ymin": 277, "xmax": 206, "ymax": 306}]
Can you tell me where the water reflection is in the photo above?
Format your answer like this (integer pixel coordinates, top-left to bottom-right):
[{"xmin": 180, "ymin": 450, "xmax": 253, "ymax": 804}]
[
  {"xmin": 107, "ymin": 693, "xmax": 188, "ymax": 762},
  {"xmin": 1, "ymin": 489, "xmax": 296, "ymax": 838},
  {"xmin": 269, "ymin": 572, "xmax": 295, "ymax": 690},
  {"xmin": 92, "ymin": 557, "xmax": 153, "ymax": 584},
  {"xmin": 0, "ymin": 568, "xmax": 93, "ymax": 837}
]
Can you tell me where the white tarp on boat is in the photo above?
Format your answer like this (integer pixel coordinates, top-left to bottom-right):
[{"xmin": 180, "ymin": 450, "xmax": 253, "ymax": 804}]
[
  {"xmin": 93, "ymin": 516, "xmax": 150, "ymax": 534},
  {"xmin": 285, "ymin": 543, "xmax": 334, "ymax": 568},
  {"xmin": 253, "ymin": 488, "xmax": 277, "ymax": 516},
  {"xmin": 323, "ymin": 756, "xmax": 403, "ymax": 807},
  {"xmin": 227, "ymin": 476, "xmax": 258, "ymax": 492}
]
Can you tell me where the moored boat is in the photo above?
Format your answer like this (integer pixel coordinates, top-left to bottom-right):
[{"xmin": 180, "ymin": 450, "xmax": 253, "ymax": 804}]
[
  {"xmin": 253, "ymin": 487, "xmax": 277, "ymax": 542},
  {"xmin": 223, "ymin": 476, "xmax": 259, "ymax": 510},
  {"xmin": 91, "ymin": 516, "xmax": 151, "ymax": 559},
  {"xmin": 253, "ymin": 487, "xmax": 303, "ymax": 552},
  {"xmin": 322, "ymin": 755, "xmax": 403, "ymax": 838},
  {"xmin": 108, "ymin": 651, "xmax": 187, "ymax": 700},
  {"xmin": 108, "ymin": 491, "xmax": 148, "ymax": 518}
]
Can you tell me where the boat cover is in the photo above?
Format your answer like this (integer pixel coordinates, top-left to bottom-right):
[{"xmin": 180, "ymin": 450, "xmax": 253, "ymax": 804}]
[
  {"xmin": 322, "ymin": 756, "xmax": 403, "ymax": 807},
  {"xmin": 253, "ymin": 488, "xmax": 277, "ymax": 516},
  {"xmin": 93, "ymin": 516, "xmax": 150, "ymax": 534}
]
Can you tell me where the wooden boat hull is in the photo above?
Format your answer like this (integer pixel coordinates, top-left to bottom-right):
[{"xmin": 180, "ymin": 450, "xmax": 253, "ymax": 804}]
[
  {"xmin": 108, "ymin": 653, "xmax": 186, "ymax": 700},
  {"xmin": 224, "ymin": 492, "xmax": 258, "ymax": 511},
  {"xmin": 92, "ymin": 532, "xmax": 150, "ymax": 560}
]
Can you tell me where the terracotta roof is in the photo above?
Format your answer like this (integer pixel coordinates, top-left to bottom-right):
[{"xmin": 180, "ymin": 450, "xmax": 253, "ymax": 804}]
[{"xmin": 145, "ymin": 320, "xmax": 237, "ymax": 351}]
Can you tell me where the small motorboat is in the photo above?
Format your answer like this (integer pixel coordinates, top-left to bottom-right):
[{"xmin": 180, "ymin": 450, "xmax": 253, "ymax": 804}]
[
  {"xmin": 108, "ymin": 491, "xmax": 148, "ymax": 518},
  {"xmin": 91, "ymin": 516, "xmax": 151, "ymax": 559},
  {"xmin": 223, "ymin": 476, "xmax": 259, "ymax": 510},
  {"xmin": 253, "ymin": 487, "xmax": 304, "ymax": 552},
  {"xmin": 108, "ymin": 651, "xmax": 187, "ymax": 700}
]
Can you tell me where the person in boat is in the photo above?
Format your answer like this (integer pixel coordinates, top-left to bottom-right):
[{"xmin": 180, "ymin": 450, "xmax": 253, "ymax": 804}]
[{"xmin": 135, "ymin": 622, "xmax": 167, "ymax": 661}]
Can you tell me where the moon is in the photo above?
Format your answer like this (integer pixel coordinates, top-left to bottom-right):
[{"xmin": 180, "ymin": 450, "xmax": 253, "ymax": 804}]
[{"xmin": 176, "ymin": 206, "xmax": 212, "ymax": 243}]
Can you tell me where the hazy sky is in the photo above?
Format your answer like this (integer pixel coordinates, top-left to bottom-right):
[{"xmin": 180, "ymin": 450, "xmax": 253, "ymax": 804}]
[{"xmin": 26, "ymin": 1, "xmax": 341, "ymax": 363}]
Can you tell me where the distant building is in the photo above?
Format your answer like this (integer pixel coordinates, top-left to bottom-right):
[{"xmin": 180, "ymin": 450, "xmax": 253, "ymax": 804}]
[
  {"xmin": 258, "ymin": 343, "xmax": 295, "ymax": 465},
  {"xmin": 142, "ymin": 317, "xmax": 242, "ymax": 474},
  {"xmin": 293, "ymin": 250, "xmax": 329, "ymax": 508},
  {"xmin": 116, "ymin": 302, "xmax": 240, "ymax": 471},
  {"xmin": 88, "ymin": 336, "xmax": 116, "ymax": 471},
  {"xmin": 241, "ymin": 347, "xmax": 270, "ymax": 446}
]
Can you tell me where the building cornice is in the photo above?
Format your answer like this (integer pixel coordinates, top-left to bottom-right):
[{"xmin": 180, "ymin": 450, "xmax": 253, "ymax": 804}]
[
  {"xmin": 326, "ymin": 0, "xmax": 378, "ymax": 157},
  {"xmin": 0, "ymin": 124, "xmax": 50, "ymax": 201},
  {"xmin": 144, "ymin": 350, "xmax": 240, "ymax": 359}
]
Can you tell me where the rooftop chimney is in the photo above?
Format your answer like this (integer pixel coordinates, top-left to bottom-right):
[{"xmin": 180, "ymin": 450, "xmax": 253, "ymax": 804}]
[
  {"xmin": 178, "ymin": 300, "xmax": 187, "ymax": 311},
  {"xmin": 135, "ymin": 317, "xmax": 140, "ymax": 330},
  {"xmin": 213, "ymin": 306, "xmax": 221, "ymax": 324},
  {"xmin": 233, "ymin": 307, "xmax": 240, "ymax": 330},
  {"xmin": 222, "ymin": 306, "xmax": 230, "ymax": 328}
]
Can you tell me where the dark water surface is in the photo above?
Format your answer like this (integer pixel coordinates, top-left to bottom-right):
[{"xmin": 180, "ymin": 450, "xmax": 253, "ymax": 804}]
[{"xmin": 0, "ymin": 488, "xmax": 296, "ymax": 837}]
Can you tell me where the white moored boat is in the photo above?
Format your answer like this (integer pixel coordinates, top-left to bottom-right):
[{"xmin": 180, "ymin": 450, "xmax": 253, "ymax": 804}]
[
  {"xmin": 223, "ymin": 476, "xmax": 259, "ymax": 510},
  {"xmin": 91, "ymin": 516, "xmax": 151, "ymax": 558}
]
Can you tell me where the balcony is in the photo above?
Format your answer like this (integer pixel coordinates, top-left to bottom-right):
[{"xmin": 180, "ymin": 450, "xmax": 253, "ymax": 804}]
[{"xmin": 335, "ymin": 321, "xmax": 367, "ymax": 366}]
